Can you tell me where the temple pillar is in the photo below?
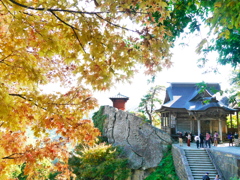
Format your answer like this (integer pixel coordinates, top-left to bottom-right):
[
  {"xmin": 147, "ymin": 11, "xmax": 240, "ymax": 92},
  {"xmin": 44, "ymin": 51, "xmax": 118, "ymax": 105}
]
[
  {"xmin": 230, "ymin": 114, "xmax": 233, "ymax": 128},
  {"xmin": 161, "ymin": 114, "xmax": 163, "ymax": 128},
  {"xmin": 197, "ymin": 119, "xmax": 201, "ymax": 136},
  {"xmin": 210, "ymin": 120, "xmax": 213, "ymax": 134},
  {"xmin": 237, "ymin": 111, "xmax": 240, "ymax": 136},
  {"xmin": 219, "ymin": 119, "xmax": 223, "ymax": 143}
]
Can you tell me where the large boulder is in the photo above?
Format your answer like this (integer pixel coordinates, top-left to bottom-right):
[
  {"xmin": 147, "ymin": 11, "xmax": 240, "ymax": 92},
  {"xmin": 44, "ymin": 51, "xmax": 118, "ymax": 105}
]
[{"xmin": 101, "ymin": 106, "xmax": 172, "ymax": 179}]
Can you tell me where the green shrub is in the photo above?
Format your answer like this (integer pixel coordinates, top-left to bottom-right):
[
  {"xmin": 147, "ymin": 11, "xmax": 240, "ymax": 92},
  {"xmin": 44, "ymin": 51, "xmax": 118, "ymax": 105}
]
[
  {"xmin": 92, "ymin": 106, "xmax": 107, "ymax": 134},
  {"xmin": 68, "ymin": 143, "xmax": 130, "ymax": 180},
  {"xmin": 145, "ymin": 145, "xmax": 179, "ymax": 180},
  {"xmin": 230, "ymin": 177, "xmax": 240, "ymax": 180}
]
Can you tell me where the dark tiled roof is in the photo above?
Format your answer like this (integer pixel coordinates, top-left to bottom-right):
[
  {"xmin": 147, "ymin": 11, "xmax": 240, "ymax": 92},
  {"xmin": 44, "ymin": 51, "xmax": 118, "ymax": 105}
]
[{"xmin": 157, "ymin": 82, "xmax": 236, "ymax": 112}]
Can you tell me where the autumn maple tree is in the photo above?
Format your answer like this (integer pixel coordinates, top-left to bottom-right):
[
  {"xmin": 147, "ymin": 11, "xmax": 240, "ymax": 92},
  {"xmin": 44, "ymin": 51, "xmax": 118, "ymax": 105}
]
[
  {"xmin": 0, "ymin": 0, "xmax": 173, "ymax": 179},
  {"xmin": 1, "ymin": 0, "xmax": 239, "ymax": 179}
]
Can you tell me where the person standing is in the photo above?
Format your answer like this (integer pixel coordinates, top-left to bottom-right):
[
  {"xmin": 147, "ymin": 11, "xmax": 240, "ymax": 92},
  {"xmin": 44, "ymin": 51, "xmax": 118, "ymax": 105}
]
[
  {"xmin": 195, "ymin": 135, "xmax": 200, "ymax": 148},
  {"xmin": 190, "ymin": 132, "xmax": 194, "ymax": 142},
  {"xmin": 178, "ymin": 132, "xmax": 183, "ymax": 146},
  {"xmin": 200, "ymin": 133, "xmax": 204, "ymax": 148},
  {"xmin": 202, "ymin": 172, "xmax": 210, "ymax": 180},
  {"xmin": 213, "ymin": 131, "xmax": 219, "ymax": 146},
  {"xmin": 184, "ymin": 131, "xmax": 188, "ymax": 143},
  {"xmin": 214, "ymin": 174, "xmax": 221, "ymax": 180},
  {"xmin": 234, "ymin": 132, "xmax": 239, "ymax": 146},
  {"xmin": 186, "ymin": 133, "xmax": 191, "ymax": 147},
  {"xmin": 205, "ymin": 132, "xmax": 211, "ymax": 148},
  {"xmin": 228, "ymin": 132, "xmax": 233, "ymax": 146}
]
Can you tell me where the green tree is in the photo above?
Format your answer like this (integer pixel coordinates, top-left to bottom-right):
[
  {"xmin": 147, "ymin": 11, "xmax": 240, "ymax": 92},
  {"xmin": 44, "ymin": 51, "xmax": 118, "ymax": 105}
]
[
  {"xmin": 138, "ymin": 85, "xmax": 164, "ymax": 125},
  {"xmin": 227, "ymin": 115, "xmax": 238, "ymax": 128},
  {"xmin": 68, "ymin": 143, "xmax": 130, "ymax": 180}
]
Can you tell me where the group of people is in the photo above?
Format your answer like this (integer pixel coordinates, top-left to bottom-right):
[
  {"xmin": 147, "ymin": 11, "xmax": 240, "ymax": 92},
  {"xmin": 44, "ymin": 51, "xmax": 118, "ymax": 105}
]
[
  {"xmin": 177, "ymin": 131, "xmax": 239, "ymax": 148},
  {"xmin": 227, "ymin": 132, "xmax": 239, "ymax": 146},
  {"xmin": 202, "ymin": 172, "xmax": 221, "ymax": 180}
]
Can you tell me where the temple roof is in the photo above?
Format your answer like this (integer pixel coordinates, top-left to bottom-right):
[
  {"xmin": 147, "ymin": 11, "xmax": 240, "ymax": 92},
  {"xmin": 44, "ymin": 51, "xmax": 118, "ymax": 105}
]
[
  {"xmin": 109, "ymin": 93, "xmax": 129, "ymax": 100},
  {"xmin": 156, "ymin": 82, "xmax": 236, "ymax": 112}
]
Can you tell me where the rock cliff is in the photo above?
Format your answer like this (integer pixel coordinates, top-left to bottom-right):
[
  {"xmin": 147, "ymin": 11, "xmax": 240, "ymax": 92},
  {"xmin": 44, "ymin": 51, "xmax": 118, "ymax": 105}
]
[{"xmin": 101, "ymin": 106, "xmax": 172, "ymax": 179}]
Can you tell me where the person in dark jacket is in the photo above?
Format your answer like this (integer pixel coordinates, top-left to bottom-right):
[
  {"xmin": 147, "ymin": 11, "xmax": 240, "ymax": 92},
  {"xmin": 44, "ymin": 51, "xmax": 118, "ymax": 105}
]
[
  {"xmin": 200, "ymin": 133, "xmax": 204, "ymax": 148},
  {"xmin": 190, "ymin": 132, "xmax": 194, "ymax": 142},
  {"xmin": 228, "ymin": 132, "xmax": 233, "ymax": 146},
  {"xmin": 202, "ymin": 172, "xmax": 210, "ymax": 180},
  {"xmin": 184, "ymin": 131, "xmax": 188, "ymax": 143}
]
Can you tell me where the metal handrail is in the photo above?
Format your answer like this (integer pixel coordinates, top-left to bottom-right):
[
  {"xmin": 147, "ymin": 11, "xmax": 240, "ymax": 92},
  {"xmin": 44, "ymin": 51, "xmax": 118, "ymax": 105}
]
[{"xmin": 206, "ymin": 149, "xmax": 225, "ymax": 180}]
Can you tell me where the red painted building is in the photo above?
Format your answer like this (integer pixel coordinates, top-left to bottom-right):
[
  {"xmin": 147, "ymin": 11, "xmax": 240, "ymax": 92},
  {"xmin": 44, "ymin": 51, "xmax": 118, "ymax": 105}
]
[{"xmin": 109, "ymin": 93, "xmax": 129, "ymax": 110}]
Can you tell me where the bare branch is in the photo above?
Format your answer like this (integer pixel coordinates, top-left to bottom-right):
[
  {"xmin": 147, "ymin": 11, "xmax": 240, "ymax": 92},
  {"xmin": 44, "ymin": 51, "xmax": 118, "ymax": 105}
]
[
  {"xmin": 94, "ymin": 13, "xmax": 137, "ymax": 33},
  {"xmin": 72, "ymin": 28, "xmax": 87, "ymax": 54},
  {"xmin": 0, "ymin": 53, "xmax": 13, "ymax": 63},
  {"xmin": 50, "ymin": 11, "xmax": 78, "ymax": 31},
  {"xmin": 8, "ymin": 0, "xmax": 148, "ymax": 15},
  {"xmin": 49, "ymin": 11, "xmax": 87, "ymax": 53},
  {"xmin": 2, "ymin": 153, "xmax": 24, "ymax": 159},
  {"xmin": 9, "ymin": 93, "xmax": 47, "ymax": 111},
  {"xmin": 7, "ymin": 0, "xmax": 140, "ymax": 34}
]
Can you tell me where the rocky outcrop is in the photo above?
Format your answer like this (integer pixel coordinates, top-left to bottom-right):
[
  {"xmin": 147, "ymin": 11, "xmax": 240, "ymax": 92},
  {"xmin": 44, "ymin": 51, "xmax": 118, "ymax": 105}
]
[{"xmin": 101, "ymin": 106, "xmax": 172, "ymax": 179}]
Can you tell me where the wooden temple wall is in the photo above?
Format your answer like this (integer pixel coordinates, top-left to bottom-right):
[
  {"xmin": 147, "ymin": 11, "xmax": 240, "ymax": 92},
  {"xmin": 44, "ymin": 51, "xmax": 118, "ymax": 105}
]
[{"xmin": 175, "ymin": 112, "xmax": 193, "ymax": 134}]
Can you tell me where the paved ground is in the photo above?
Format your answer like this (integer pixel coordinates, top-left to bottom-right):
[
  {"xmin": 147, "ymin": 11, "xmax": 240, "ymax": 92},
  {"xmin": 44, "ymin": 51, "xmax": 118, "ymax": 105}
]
[{"xmin": 174, "ymin": 141, "xmax": 240, "ymax": 156}]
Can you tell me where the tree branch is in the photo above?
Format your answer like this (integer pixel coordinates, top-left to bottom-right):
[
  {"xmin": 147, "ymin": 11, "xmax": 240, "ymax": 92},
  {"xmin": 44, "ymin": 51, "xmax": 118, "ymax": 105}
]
[
  {"xmin": 8, "ymin": 0, "xmax": 148, "ymax": 15},
  {"xmin": 9, "ymin": 93, "xmax": 47, "ymax": 111},
  {"xmin": 0, "ymin": 53, "xmax": 13, "ymax": 63},
  {"xmin": 49, "ymin": 11, "xmax": 87, "ymax": 53},
  {"xmin": 2, "ymin": 153, "xmax": 24, "ymax": 159},
  {"xmin": 8, "ymin": 0, "xmax": 143, "ymax": 33},
  {"xmin": 94, "ymin": 13, "xmax": 137, "ymax": 33}
]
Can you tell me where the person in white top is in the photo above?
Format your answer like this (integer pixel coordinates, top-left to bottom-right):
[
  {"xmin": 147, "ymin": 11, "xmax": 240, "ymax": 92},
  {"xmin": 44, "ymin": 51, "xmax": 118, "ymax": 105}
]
[{"xmin": 194, "ymin": 135, "xmax": 200, "ymax": 148}]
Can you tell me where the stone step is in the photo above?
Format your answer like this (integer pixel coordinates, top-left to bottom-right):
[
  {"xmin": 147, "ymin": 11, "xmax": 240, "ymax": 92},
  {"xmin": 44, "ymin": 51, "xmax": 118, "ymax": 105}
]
[
  {"xmin": 185, "ymin": 153, "xmax": 208, "ymax": 155},
  {"xmin": 187, "ymin": 158, "xmax": 210, "ymax": 160},
  {"xmin": 193, "ymin": 175, "xmax": 217, "ymax": 179},
  {"xmin": 188, "ymin": 162, "xmax": 211, "ymax": 164},
  {"xmin": 187, "ymin": 157, "xmax": 210, "ymax": 159},
  {"xmin": 190, "ymin": 166, "xmax": 215, "ymax": 169},
  {"xmin": 184, "ymin": 149, "xmax": 206, "ymax": 151},
  {"xmin": 184, "ymin": 149, "xmax": 219, "ymax": 180},
  {"xmin": 185, "ymin": 149, "xmax": 207, "ymax": 151},
  {"xmin": 188, "ymin": 163, "xmax": 213, "ymax": 166},
  {"xmin": 188, "ymin": 160, "xmax": 212, "ymax": 163},
  {"xmin": 191, "ymin": 170, "xmax": 217, "ymax": 173},
  {"xmin": 185, "ymin": 152, "xmax": 208, "ymax": 154},
  {"xmin": 190, "ymin": 166, "xmax": 216, "ymax": 169},
  {"xmin": 185, "ymin": 153, "xmax": 208, "ymax": 156}
]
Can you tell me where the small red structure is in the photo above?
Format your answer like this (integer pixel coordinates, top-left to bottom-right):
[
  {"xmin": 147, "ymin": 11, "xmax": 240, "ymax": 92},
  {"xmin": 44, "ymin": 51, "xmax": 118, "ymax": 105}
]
[{"xmin": 109, "ymin": 93, "xmax": 129, "ymax": 110}]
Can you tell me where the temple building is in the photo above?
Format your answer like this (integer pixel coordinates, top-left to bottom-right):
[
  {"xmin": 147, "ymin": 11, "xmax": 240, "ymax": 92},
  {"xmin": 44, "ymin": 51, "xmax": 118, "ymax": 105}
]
[
  {"xmin": 155, "ymin": 82, "xmax": 239, "ymax": 142},
  {"xmin": 109, "ymin": 93, "xmax": 129, "ymax": 111}
]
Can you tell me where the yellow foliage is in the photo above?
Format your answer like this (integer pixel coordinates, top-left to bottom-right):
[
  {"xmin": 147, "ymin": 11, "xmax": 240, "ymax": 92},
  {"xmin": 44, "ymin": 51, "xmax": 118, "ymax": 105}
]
[{"xmin": 0, "ymin": 0, "xmax": 173, "ymax": 178}]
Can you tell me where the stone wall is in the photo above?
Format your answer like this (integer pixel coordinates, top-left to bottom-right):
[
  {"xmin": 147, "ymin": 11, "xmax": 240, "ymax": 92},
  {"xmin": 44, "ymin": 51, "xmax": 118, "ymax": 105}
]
[
  {"xmin": 208, "ymin": 149, "xmax": 240, "ymax": 179},
  {"xmin": 172, "ymin": 145, "xmax": 194, "ymax": 180},
  {"xmin": 101, "ymin": 106, "xmax": 172, "ymax": 180}
]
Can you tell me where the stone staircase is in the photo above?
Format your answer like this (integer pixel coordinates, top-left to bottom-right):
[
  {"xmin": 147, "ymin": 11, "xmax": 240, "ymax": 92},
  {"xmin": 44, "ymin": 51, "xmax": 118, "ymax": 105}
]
[{"xmin": 184, "ymin": 149, "xmax": 218, "ymax": 180}]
